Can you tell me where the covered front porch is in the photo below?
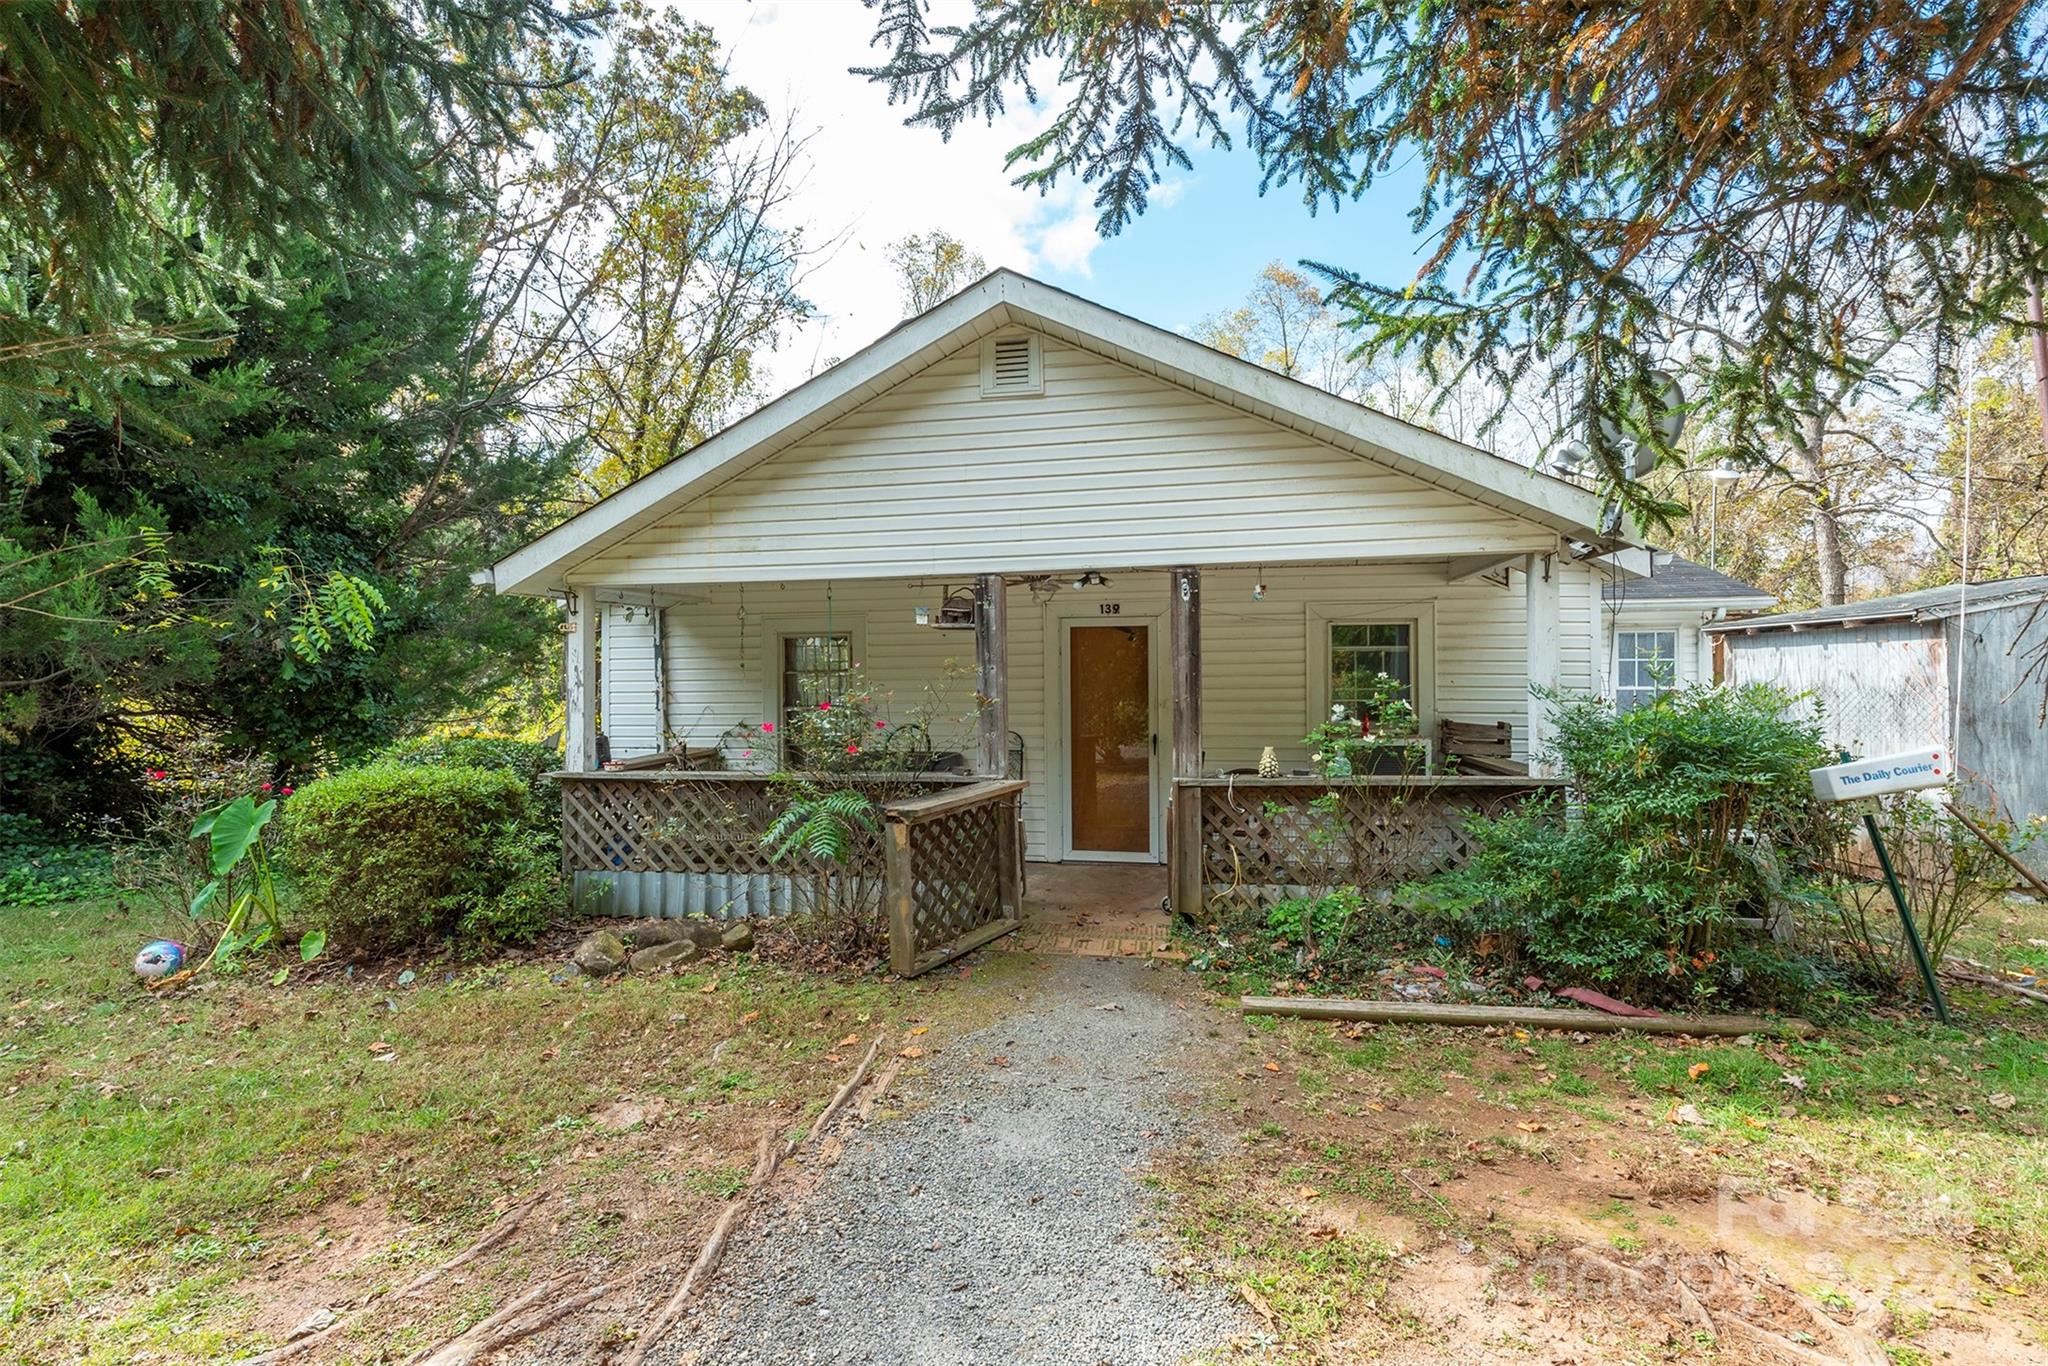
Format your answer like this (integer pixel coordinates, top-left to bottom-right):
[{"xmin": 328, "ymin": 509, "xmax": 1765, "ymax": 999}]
[{"xmin": 555, "ymin": 554, "xmax": 1582, "ymax": 972}]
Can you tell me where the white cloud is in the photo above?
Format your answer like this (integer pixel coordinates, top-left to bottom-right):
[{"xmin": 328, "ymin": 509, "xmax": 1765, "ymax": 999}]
[{"xmin": 677, "ymin": 0, "xmax": 1114, "ymax": 385}]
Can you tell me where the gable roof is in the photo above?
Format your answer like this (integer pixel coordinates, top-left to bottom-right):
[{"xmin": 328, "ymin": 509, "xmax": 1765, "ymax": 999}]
[
  {"xmin": 1706, "ymin": 574, "xmax": 2048, "ymax": 634},
  {"xmin": 1604, "ymin": 553, "xmax": 1775, "ymax": 610},
  {"xmin": 484, "ymin": 269, "xmax": 1622, "ymax": 596}
]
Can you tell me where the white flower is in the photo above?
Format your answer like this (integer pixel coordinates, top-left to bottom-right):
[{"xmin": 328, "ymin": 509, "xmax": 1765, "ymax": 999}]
[{"xmin": 1311, "ymin": 752, "xmax": 1323, "ymax": 763}]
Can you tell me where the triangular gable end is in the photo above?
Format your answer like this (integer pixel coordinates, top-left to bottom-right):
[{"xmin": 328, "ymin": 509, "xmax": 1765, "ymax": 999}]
[
  {"xmin": 564, "ymin": 328, "xmax": 1566, "ymax": 585},
  {"xmin": 487, "ymin": 271, "xmax": 1617, "ymax": 595}
]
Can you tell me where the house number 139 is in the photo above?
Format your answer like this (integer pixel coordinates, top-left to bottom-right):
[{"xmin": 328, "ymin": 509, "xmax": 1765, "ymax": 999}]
[{"xmin": 1097, "ymin": 602, "xmax": 1121, "ymax": 614}]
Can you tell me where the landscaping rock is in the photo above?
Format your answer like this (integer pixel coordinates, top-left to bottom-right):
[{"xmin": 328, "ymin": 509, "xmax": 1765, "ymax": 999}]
[
  {"xmin": 628, "ymin": 939, "xmax": 700, "ymax": 973},
  {"xmin": 572, "ymin": 929, "xmax": 627, "ymax": 976},
  {"xmin": 719, "ymin": 921, "xmax": 755, "ymax": 953},
  {"xmin": 625, "ymin": 919, "xmax": 695, "ymax": 947}
]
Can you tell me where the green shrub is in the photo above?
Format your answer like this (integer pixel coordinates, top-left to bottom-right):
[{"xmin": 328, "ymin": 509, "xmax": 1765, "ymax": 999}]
[
  {"xmin": 378, "ymin": 734, "xmax": 562, "ymax": 831},
  {"xmin": 1402, "ymin": 684, "xmax": 1845, "ymax": 1008},
  {"xmin": 1265, "ymin": 887, "xmax": 1363, "ymax": 949},
  {"xmin": 461, "ymin": 824, "xmax": 561, "ymax": 948},
  {"xmin": 283, "ymin": 763, "xmax": 558, "ymax": 954}
]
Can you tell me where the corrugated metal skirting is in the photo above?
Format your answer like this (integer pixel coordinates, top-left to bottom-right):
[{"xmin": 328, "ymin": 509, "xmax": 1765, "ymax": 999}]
[{"xmin": 569, "ymin": 870, "xmax": 875, "ymax": 919}]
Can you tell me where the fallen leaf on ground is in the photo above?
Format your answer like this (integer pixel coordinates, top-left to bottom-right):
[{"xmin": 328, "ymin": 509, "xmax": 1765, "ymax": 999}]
[
  {"xmin": 1515, "ymin": 1120, "xmax": 1544, "ymax": 1133},
  {"xmin": 1687, "ymin": 1062, "xmax": 1711, "ymax": 1081},
  {"xmin": 1298, "ymin": 1186, "xmax": 1320, "ymax": 1200},
  {"xmin": 910, "ymin": 1025, "xmax": 930, "ymax": 1036},
  {"xmin": 899, "ymin": 1045, "xmax": 924, "ymax": 1059},
  {"xmin": 1263, "ymin": 1061, "xmax": 1282, "ymax": 1073},
  {"xmin": 740, "ymin": 1010, "xmax": 760, "ymax": 1024},
  {"xmin": 698, "ymin": 979, "xmax": 719, "ymax": 994},
  {"xmin": 1667, "ymin": 1103, "xmax": 1706, "ymax": 1126},
  {"xmin": 1881, "ymin": 1094, "xmax": 1903, "ymax": 1107},
  {"xmin": 988, "ymin": 1055, "xmax": 1010, "ymax": 1067},
  {"xmin": 837, "ymin": 1032, "xmax": 861, "ymax": 1047},
  {"xmin": 1989, "ymin": 1092, "xmax": 2017, "ymax": 1110}
]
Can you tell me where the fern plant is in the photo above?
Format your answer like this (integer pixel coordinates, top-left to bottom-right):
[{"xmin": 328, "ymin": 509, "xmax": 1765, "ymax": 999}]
[{"xmin": 761, "ymin": 780, "xmax": 881, "ymax": 862}]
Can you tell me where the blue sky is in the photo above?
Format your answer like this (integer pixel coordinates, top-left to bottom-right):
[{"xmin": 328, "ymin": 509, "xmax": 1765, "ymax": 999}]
[
  {"xmin": 687, "ymin": 0, "xmax": 1438, "ymax": 379},
  {"xmin": 1050, "ymin": 144, "xmax": 1437, "ymax": 333}
]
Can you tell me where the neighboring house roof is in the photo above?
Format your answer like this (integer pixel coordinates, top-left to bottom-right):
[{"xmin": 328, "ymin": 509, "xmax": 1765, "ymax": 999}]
[
  {"xmin": 1706, "ymin": 574, "xmax": 2048, "ymax": 633},
  {"xmin": 1603, "ymin": 553, "xmax": 1775, "ymax": 611},
  {"xmin": 484, "ymin": 269, "xmax": 1625, "ymax": 597}
]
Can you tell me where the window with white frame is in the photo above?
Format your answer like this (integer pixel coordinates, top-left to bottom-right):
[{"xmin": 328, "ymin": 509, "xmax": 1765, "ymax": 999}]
[
  {"xmin": 1330, "ymin": 622, "xmax": 1415, "ymax": 716},
  {"xmin": 1614, "ymin": 630, "xmax": 1679, "ymax": 712}
]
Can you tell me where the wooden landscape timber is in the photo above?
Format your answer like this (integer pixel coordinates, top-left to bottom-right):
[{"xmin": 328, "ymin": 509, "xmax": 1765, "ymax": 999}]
[{"xmin": 1240, "ymin": 995, "xmax": 1813, "ymax": 1037}]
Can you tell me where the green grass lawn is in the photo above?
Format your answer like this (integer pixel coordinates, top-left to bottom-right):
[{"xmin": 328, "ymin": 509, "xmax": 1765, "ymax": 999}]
[{"xmin": 0, "ymin": 896, "xmax": 941, "ymax": 1363}]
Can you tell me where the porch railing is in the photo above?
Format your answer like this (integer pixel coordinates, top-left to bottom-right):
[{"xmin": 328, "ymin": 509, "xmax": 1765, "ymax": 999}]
[
  {"xmin": 556, "ymin": 770, "xmax": 1022, "ymax": 976},
  {"xmin": 1175, "ymin": 774, "xmax": 1565, "ymax": 913},
  {"xmin": 882, "ymin": 779, "xmax": 1027, "ymax": 977}
]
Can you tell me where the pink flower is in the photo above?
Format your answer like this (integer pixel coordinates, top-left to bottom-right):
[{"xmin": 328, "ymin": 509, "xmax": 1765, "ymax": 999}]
[
  {"xmin": 818, "ymin": 700, "xmax": 832, "ymax": 711},
  {"xmin": 260, "ymin": 782, "xmax": 273, "ymax": 792},
  {"xmin": 281, "ymin": 786, "xmax": 294, "ymax": 796},
  {"xmin": 148, "ymin": 769, "xmax": 167, "ymax": 781},
  {"xmin": 741, "ymin": 749, "xmax": 753, "ymax": 759},
  {"xmin": 759, "ymin": 721, "xmax": 775, "ymax": 734},
  {"xmin": 874, "ymin": 719, "xmax": 888, "ymax": 729},
  {"xmin": 845, "ymin": 743, "xmax": 860, "ymax": 754}
]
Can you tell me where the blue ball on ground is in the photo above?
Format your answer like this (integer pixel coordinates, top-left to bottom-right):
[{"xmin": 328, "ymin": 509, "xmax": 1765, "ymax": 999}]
[{"xmin": 133, "ymin": 940, "xmax": 186, "ymax": 980}]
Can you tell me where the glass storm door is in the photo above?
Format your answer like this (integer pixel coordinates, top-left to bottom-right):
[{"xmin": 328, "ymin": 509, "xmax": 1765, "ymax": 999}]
[{"xmin": 1067, "ymin": 624, "xmax": 1153, "ymax": 856}]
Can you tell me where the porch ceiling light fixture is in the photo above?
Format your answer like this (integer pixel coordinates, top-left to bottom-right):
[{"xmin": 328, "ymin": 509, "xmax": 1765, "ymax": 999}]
[{"xmin": 1071, "ymin": 570, "xmax": 1109, "ymax": 590}]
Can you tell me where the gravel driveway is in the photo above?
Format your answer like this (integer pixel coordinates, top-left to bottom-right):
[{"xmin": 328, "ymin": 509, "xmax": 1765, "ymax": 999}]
[{"xmin": 662, "ymin": 955, "xmax": 1244, "ymax": 1365}]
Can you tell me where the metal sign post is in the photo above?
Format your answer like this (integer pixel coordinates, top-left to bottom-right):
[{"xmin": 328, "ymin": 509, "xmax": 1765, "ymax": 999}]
[{"xmin": 1809, "ymin": 748, "xmax": 1952, "ymax": 1025}]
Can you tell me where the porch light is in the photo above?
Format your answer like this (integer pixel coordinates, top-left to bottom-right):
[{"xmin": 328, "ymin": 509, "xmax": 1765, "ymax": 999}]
[
  {"xmin": 1071, "ymin": 571, "xmax": 1108, "ymax": 589},
  {"xmin": 1252, "ymin": 581, "xmax": 1266, "ymax": 601}
]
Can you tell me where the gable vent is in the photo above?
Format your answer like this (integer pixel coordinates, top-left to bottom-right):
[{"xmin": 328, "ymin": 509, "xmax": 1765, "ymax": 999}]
[{"xmin": 980, "ymin": 332, "xmax": 1043, "ymax": 397}]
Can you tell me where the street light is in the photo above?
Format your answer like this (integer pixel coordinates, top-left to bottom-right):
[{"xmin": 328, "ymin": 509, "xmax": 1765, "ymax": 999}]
[{"xmin": 1697, "ymin": 465, "xmax": 1741, "ymax": 571}]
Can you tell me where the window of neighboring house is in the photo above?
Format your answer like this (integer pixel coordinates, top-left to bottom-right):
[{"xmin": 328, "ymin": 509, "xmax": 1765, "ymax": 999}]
[
  {"xmin": 1330, "ymin": 622, "xmax": 1415, "ymax": 717},
  {"xmin": 780, "ymin": 633, "xmax": 852, "ymax": 765},
  {"xmin": 1615, "ymin": 630, "xmax": 1679, "ymax": 712}
]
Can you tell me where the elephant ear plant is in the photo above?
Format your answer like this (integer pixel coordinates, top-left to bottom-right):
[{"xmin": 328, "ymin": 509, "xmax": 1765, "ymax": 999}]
[{"xmin": 189, "ymin": 794, "xmax": 325, "ymax": 971}]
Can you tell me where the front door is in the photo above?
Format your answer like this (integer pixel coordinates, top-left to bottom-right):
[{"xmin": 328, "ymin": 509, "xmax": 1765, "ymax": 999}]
[{"xmin": 1067, "ymin": 623, "xmax": 1154, "ymax": 858}]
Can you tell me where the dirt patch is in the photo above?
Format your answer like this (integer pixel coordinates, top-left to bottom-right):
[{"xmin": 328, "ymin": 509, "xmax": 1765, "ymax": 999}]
[
  {"xmin": 239, "ymin": 1197, "xmax": 412, "ymax": 1343},
  {"xmin": 1159, "ymin": 1000, "xmax": 2048, "ymax": 1362}
]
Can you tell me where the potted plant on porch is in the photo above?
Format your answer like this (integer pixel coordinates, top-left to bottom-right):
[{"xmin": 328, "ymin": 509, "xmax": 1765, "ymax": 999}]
[{"xmin": 1309, "ymin": 672, "xmax": 1420, "ymax": 777}]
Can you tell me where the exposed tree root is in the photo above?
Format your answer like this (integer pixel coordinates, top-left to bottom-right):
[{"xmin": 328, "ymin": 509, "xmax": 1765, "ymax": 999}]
[
  {"xmin": 412, "ymin": 1270, "xmax": 616, "ymax": 1366},
  {"xmin": 247, "ymin": 1193, "xmax": 548, "ymax": 1364},
  {"xmin": 620, "ymin": 1032, "xmax": 887, "ymax": 1366}
]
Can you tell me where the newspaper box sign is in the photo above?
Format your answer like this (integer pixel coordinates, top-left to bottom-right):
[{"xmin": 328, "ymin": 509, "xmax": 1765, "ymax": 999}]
[{"xmin": 1808, "ymin": 747, "xmax": 1947, "ymax": 803}]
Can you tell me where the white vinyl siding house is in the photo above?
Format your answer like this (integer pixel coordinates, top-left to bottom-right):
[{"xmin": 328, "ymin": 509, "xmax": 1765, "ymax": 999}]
[
  {"xmin": 1599, "ymin": 553, "xmax": 1776, "ymax": 707},
  {"xmin": 597, "ymin": 560, "xmax": 1602, "ymax": 861},
  {"xmin": 487, "ymin": 270, "xmax": 1638, "ymax": 901}
]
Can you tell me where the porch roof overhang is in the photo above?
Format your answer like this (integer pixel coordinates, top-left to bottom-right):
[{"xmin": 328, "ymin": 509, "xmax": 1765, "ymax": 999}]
[{"xmin": 484, "ymin": 270, "xmax": 1627, "ymax": 598}]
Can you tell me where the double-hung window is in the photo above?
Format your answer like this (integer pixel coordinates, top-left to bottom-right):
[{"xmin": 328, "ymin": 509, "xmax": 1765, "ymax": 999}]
[
  {"xmin": 1614, "ymin": 630, "xmax": 1678, "ymax": 712},
  {"xmin": 1330, "ymin": 622, "xmax": 1415, "ymax": 716}
]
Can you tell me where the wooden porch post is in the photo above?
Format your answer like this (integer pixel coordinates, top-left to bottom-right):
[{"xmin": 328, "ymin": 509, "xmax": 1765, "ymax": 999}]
[
  {"xmin": 974, "ymin": 573, "xmax": 1009, "ymax": 776},
  {"xmin": 1169, "ymin": 566, "xmax": 1202, "ymax": 917},
  {"xmin": 1524, "ymin": 550, "xmax": 1562, "ymax": 775},
  {"xmin": 563, "ymin": 588, "xmax": 598, "ymax": 772}
]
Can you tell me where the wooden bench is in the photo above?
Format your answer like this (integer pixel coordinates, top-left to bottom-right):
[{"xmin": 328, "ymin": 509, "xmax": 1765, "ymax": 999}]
[{"xmin": 1439, "ymin": 719, "xmax": 1527, "ymax": 776}]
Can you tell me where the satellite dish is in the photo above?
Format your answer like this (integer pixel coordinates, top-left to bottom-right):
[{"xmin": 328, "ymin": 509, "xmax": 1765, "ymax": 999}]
[{"xmin": 1629, "ymin": 440, "xmax": 1657, "ymax": 479}]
